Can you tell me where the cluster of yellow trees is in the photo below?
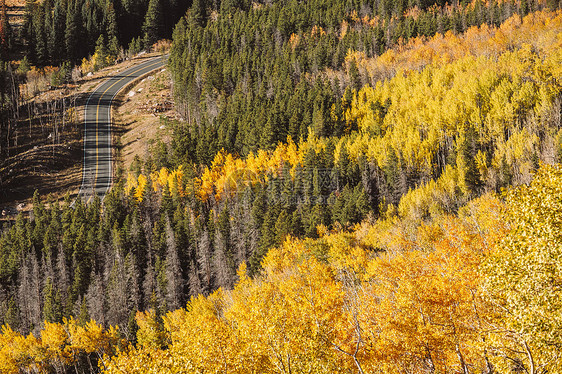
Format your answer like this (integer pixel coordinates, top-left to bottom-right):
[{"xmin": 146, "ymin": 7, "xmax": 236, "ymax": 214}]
[
  {"xmin": 349, "ymin": 9, "xmax": 562, "ymax": 80},
  {"xmin": 102, "ymin": 193, "xmax": 501, "ymax": 373},
  {"xmin": 108, "ymin": 164, "xmax": 562, "ymax": 373},
  {"xmin": 126, "ymin": 165, "xmax": 188, "ymax": 202},
  {"xmin": 125, "ymin": 134, "xmax": 324, "ymax": 202},
  {"xmin": 345, "ymin": 11, "xmax": 562, "ymax": 180},
  {"xmin": 345, "ymin": 41, "xmax": 560, "ymax": 172},
  {"xmin": 0, "ymin": 318, "xmax": 120, "ymax": 373}
]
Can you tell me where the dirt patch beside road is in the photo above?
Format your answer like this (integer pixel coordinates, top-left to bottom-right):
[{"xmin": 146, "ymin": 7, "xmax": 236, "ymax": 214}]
[
  {"xmin": 114, "ymin": 65, "xmax": 179, "ymax": 171},
  {"xmin": 0, "ymin": 52, "xmax": 167, "ymax": 214}
]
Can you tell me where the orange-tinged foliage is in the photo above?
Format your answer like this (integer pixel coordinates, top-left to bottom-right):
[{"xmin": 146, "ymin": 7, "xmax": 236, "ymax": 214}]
[
  {"xmin": 101, "ymin": 193, "xmax": 509, "ymax": 373},
  {"xmin": 126, "ymin": 135, "xmax": 317, "ymax": 202},
  {"xmin": 353, "ymin": 10, "xmax": 562, "ymax": 78},
  {"xmin": 2, "ymin": 188, "xmax": 543, "ymax": 373}
]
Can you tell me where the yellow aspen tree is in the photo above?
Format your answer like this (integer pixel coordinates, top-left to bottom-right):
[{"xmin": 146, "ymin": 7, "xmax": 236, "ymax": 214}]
[{"xmin": 484, "ymin": 164, "xmax": 562, "ymax": 373}]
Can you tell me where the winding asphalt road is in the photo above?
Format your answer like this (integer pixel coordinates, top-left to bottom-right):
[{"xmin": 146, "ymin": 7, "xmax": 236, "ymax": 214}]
[{"xmin": 76, "ymin": 56, "xmax": 166, "ymax": 203}]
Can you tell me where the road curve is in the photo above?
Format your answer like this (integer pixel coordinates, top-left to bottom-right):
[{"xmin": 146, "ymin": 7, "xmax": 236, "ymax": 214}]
[{"xmin": 76, "ymin": 56, "xmax": 167, "ymax": 203}]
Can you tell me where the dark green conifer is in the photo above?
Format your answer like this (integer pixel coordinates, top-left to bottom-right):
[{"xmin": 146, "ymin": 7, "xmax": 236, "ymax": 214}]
[
  {"xmin": 65, "ymin": 0, "xmax": 79, "ymax": 61},
  {"xmin": 51, "ymin": 0, "xmax": 67, "ymax": 64},
  {"xmin": 43, "ymin": 278, "xmax": 63, "ymax": 323},
  {"xmin": 142, "ymin": 0, "xmax": 163, "ymax": 49},
  {"xmin": 190, "ymin": 0, "xmax": 207, "ymax": 28},
  {"xmin": 0, "ymin": 0, "xmax": 12, "ymax": 60},
  {"xmin": 106, "ymin": 1, "xmax": 120, "ymax": 56}
]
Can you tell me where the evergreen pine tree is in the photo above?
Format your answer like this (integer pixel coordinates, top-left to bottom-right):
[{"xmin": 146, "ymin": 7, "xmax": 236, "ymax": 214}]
[
  {"xmin": 43, "ymin": 0, "xmax": 53, "ymax": 63},
  {"xmin": 0, "ymin": 0, "xmax": 12, "ymax": 60},
  {"xmin": 94, "ymin": 34, "xmax": 108, "ymax": 70},
  {"xmin": 22, "ymin": 0, "xmax": 36, "ymax": 62},
  {"xmin": 106, "ymin": 1, "xmax": 120, "ymax": 57},
  {"xmin": 65, "ymin": 0, "xmax": 79, "ymax": 61},
  {"xmin": 142, "ymin": 0, "xmax": 163, "ymax": 50},
  {"xmin": 43, "ymin": 278, "xmax": 63, "ymax": 323},
  {"xmin": 52, "ymin": 0, "xmax": 67, "ymax": 65},
  {"xmin": 2, "ymin": 296, "xmax": 20, "ymax": 330},
  {"xmin": 32, "ymin": 3, "xmax": 47, "ymax": 65},
  {"xmin": 456, "ymin": 126, "xmax": 482, "ymax": 195},
  {"xmin": 190, "ymin": 0, "xmax": 207, "ymax": 28},
  {"xmin": 77, "ymin": 296, "xmax": 89, "ymax": 326}
]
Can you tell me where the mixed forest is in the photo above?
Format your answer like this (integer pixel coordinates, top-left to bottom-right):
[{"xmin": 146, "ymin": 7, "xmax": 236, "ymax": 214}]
[{"xmin": 2, "ymin": 0, "xmax": 562, "ymax": 373}]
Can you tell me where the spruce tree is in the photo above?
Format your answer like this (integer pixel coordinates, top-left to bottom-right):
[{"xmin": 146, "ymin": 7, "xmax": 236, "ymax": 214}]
[
  {"xmin": 52, "ymin": 0, "xmax": 67, "ymax": 64},
  {"xmin": 457, "ymin": 126, "xmax": 482, "ymax": 195},
  {"xmin": 43, "ymin": 278, "xmax": 63, "ymax": 323},
  {"xmin": 2, "ymin": 296, "xmax": 20, "ymax": 330},
  {"xmin": 43, "ymin": 0, "xmax": 53, "ymax": 63},
  {"xmin": 0, "ymin": 0, "xmax": 12, "ymax": 60},
  {"xmin": 77, "ymin": 297, "xmax": 89, "ymax": 326},
  {"xmin": 142, "ymin": 0, "xmax": 163, "ymax": 50},
  {"xmin": 22, "ymin": 0, "xmax": 36, "ymax": 62},
  {"xmin": 65, "ymin": 0, "xmax": 79, "ymax": 61},
  {"xmin": 190, "ymin": 0, "xmax": 207, "ymax": 28},
  {"xmin": 94, "ymin": 34, "xmax": 108, "ymax": 70},
  {"xmin": 32, "ymin": 3, "xmax": 47, "ymax": 65},
  {"xmin": 106, "ymin": 1, "xmax": 120, "ymax": 57}
]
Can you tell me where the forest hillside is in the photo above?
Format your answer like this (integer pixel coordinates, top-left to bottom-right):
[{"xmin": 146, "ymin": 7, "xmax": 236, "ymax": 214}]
[{"xmin": 1, "ymin": 0, "xmax": 562, "ymax": 373}]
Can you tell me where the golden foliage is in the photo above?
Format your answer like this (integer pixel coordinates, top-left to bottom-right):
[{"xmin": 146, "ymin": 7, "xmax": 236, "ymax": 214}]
[
  {"xmin": 0, "ymin": 318, "xmax": 121, "ymax": 373},
  {"xmin": 103, "ymin": 193, "xmax": 511, "ymax": 373},
  {"xmin": 354, "ymin": 10, "xmax": 562, "ymax": 79},
  {"xmin": 484, "ymin": 164, "xmax": 562, "ymax": 372}
]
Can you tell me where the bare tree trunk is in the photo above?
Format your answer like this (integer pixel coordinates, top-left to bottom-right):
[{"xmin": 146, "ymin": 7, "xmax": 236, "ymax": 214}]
[
  {"xmin": 425, "ymin": 345, "xmax": 436, "ymax": 373},
  {"xmin": 523, "ymin": 340, "xmax": 536, "ymax": 374},
  {"xmin": 456, "ymin": 343, "xmax": 470, "ymax": 374}
]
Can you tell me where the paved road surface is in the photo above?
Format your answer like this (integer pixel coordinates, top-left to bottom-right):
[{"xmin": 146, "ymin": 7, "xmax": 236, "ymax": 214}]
[{"xmin": 76, "ymin": 56, "xmax": 166, "ymax": 203}]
